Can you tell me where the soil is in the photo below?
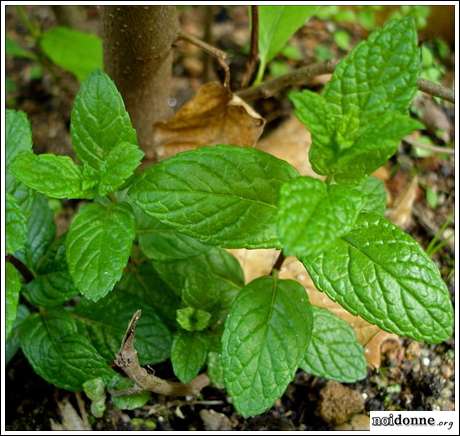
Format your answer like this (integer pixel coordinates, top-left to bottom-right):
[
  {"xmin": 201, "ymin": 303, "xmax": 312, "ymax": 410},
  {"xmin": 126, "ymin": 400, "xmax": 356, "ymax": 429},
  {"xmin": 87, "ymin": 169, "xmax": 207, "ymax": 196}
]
[{"xmin": 5, "ymin": 5, "xmax": 455, "ymax": 431}]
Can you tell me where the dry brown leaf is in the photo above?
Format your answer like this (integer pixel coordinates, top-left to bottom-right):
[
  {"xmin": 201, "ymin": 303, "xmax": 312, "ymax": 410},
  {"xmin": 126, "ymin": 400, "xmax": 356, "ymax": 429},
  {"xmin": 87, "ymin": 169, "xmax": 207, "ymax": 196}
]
[
  {"xmin": 387, "ymin": 176, "xmax": 420, "ymax": 229},
  {"xmin": 279, "ymin": 257, "xmax": 399, "ymax": 368},
  {"xmin": 153, "ymin": 82, "xmax": 265, "ymax": 160},
  {"xmin": 227, "ymin": 248, "xmax": 279, "ymax": 283},
  {"xmin": 256, "ymin": 116, "xmax": 318, "ymax": 177}
]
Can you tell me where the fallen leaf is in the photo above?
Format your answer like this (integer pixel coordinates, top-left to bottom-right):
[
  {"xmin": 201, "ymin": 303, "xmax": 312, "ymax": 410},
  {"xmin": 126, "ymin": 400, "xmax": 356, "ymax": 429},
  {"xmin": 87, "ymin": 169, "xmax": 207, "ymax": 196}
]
[
  {"xmin": 387, "ymin": 176, "xmax": 420, "ymax": 229},
  {"xmin": 278, "ymin": 257, "xmax": 399, "ymax": 368},
  {"xmin": 227, "ymin": 248, "xmax": 279, "ymax": 283},
  {"xmin": 153, "ymin": 82, "xmax": 265, "ymax": 160}
]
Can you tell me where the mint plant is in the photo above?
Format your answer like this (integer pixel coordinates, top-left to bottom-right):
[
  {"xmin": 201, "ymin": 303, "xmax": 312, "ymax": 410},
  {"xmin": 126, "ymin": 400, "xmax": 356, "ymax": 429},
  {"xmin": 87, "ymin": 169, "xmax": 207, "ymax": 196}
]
[{"xmin": 5, "ymin": 17, "xmax": 453, "ymax": 419}]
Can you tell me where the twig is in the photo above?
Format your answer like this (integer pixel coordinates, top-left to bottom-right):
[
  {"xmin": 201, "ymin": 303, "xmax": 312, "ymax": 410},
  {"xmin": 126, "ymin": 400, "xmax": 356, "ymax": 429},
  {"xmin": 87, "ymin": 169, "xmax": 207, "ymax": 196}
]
[
  {"xmin": 176, "ymin": 29, "xmax": 230, "ymax": 89},
  {"xmin": 418, "ymin": 78, "xmax": 454, "ymax": 104},
  {"xmin": 272, "ymin": 251, "xmax": 286, "ymax": 272},
  {"xmin": 114, "ymin": 310, "xmax": 210, "ymax": 397},
  {"xmin": 241, "ymin": 5, "xmax": 259, "ymax": 88},
  {"xmin": 6, "ymin": 254, "xmax": 35, "ymax": 283},
  {"xmin": 403, "ymin": 136, "xmax": 454, "ymax": 155},
  {"xmin": 237, "ymin": 60, "xmax": 455, "ymax": 104},
  {"xmin": 237, "ymin": 60, "xmax": 338, "ymax": 100}
]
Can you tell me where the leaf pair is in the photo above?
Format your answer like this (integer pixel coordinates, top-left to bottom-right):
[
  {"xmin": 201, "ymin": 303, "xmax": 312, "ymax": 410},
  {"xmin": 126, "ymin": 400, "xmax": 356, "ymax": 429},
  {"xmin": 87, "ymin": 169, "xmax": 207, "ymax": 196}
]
[
  {"xmin": 221, "ymin": 275, "xmax": 367, "ymax": 417},
  {"xmin": 11, "ymin": 71, "xmax": 143, "ymax": 200},
  {"xmin": 290, "ymin": 18, "xmax": 422, "ymax": 182}
]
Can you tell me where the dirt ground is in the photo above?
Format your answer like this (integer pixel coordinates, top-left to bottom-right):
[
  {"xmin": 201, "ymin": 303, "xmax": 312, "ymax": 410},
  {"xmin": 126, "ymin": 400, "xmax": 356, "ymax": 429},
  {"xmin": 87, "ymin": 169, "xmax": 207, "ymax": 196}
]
[{"xmin": 5, "ymin": 5, "xmax": 455, "ymax": 431}]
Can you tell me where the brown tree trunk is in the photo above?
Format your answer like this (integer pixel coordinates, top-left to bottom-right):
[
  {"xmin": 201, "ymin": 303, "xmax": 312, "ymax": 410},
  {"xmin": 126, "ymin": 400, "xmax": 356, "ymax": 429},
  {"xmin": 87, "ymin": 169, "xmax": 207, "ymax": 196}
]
[{"xmin": 101, "ymin": 6, "xmax": 178, "ymax": 157}]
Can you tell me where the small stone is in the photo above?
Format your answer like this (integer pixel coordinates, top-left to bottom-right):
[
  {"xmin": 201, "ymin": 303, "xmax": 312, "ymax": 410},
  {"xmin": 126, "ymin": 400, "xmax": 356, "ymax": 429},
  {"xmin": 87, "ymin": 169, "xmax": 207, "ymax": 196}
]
[
  {"xmin": 200, "ymin": 410, "xmax": 232, "ymax": 431},
  {"xmin": 422, "ymin": 357, "xmax": 430, "ymax": 366},
  {"xmin": 336, "ymin": 414, "xmax": 370, "ymax": 431},
  {"xmin": 440, "ymin": 364, "xmax": 453, "ymax": 379},
  {"xmin": 318, "ymin": 381, "xmax": 365, "ymax": 426}
]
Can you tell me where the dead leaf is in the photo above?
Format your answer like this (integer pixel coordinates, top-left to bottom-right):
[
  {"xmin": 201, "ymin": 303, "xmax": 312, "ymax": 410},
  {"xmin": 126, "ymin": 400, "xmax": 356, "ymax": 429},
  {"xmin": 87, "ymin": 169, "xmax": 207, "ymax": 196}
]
[
  {"xmin": 279, "ymin": 257, "xmax": 399, "ymax": 368},
  {"xmin": 154, "ymin": 82, "xmax": 265, "ymax": 160},
  {"xmin": 387, "ymin": 176, "xmax": 420, "ymax": 229},
  {"xmin": 227, "ymin": 248, "xmax": 279, "ymax": 283},
  {"xmin": 50, "ymin": 397, "xmax": 91, "ymax": 431},
  {"xmin": 256, "ymin": 116, "xmax": 318, "ymax": 177}
]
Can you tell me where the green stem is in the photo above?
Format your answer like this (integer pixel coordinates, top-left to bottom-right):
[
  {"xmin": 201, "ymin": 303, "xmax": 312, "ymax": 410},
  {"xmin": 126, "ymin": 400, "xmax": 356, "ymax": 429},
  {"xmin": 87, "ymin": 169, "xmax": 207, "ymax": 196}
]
[{"xmin": 253, "ymin": 60, "xmax": 266, "ymax": 86}]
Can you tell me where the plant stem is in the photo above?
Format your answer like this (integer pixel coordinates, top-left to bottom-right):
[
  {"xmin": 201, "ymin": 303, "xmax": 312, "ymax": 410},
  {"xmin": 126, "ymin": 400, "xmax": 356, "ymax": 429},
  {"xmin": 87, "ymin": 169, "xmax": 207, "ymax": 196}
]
[
  {"xmin": 237, "ymin": 60, "xmax": 455, "ymax": 104},
  {"xmin": 176, "ymin": 29, "xmax": 230, "ymax": 88},
  {"xmin": 272, "ymin": 251, "xmax": 286, "ymax": 272},
  {"xmin": 6, "ymin": 255, "xmax": 35, "ymax": 283},
  {"xmin": 115, "ymin": 310, "xmax": 210, "ymax": 397}
]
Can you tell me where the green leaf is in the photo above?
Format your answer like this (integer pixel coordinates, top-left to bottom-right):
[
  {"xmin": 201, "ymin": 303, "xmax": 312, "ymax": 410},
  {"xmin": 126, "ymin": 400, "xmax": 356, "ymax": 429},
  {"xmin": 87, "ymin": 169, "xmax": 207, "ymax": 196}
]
[
  {"xmin": 117, "ymin": 263, "xmax": 181, "ymax": 329},
  {"xmin": 324, "ymin": 18, "xmax": 420, "ymax": 118},
  {"xmin": 207, "ymin": 352, "xmax": 224, "ymax": 388},
  {"xmin": 171, "ymin": 331, "xmax": 208, "ymax": 383},
  {"xmin": 96, "ymin": 142, "xmax": 144, "ymax": 196},
  {"xmin": 6, "ymin": 109, "xmax": 33, "ymax": 168},
  {"xmin": 83, "ymin": 378, "xmax": 106, "ymax": 418},
  {"xmin": 23, "ymin": 235, "xmax": 78, "ymax": 307},
  {"xmin": 360, "ymin": 176, "xmax": 387, "ymax": 215},
  {"xmin": 6, "ymin": 262, "xmax": 22, "ymax": 339},
  {"xmin": 6, "ymin": 109, "xmax": 33, "ymax": 192},
  {"xmin": 176, "ymin": 307, "xmax": 212, "ymax": 332},
  {"xmin": 40, "ymin": 26, "xmax": 102, "ymax": 81},
  {"xmin": 302, "ymin": 213, "xmax": 453, "ymax": 343},
  {"xmin": 277, "ymin": 177, "xmax": 366, "ymax": 258},
  {"xmin": 24, "ymin": 272, "xmax": 77, "ymax": 308},
  {"xmin": 152, "ymin": 247, "xmax": 244, "ymax": 317},
  {"xmin": 73, "ymin": 285, "xmax": 172, "ymax": 365},
  {"xmin": 324, "ymin": 112, "xmax": 421, "ymax": 182},
  {"xmin": 66, "ymin": 202, "xmax": 136, "ymax": 301},
  {"xmin": 6, "ymin": 305, "xmax": 30, "ymax": 365},
  {"xmin": 222, "ymin": 276, "xmax": 313, "ymax": 417},
  {"xmin": 15, "ymin": 194, "xmax": 56, "ymax": 272},
  {"xmin": 291, "ymin": 18, "xmax": 421, "ymax": 181},
  {"xmin": 6, "ymin": 193, "xmax": 27, "ymax": 254},
  {"xmin": 256, "ymin": 6, "xmax": 317, "ymax": 82},
  {"xmin": 19, "ymin": 310, "xmax": 115, "ymax": 391},
  {"xmin": 301, "ymin": 307, "xmax": 367, "ymax": 383},
  {"xmin": 109, "ymin": 376, "xmax": 151, "ymax": 410},
  {"xmin": 11, "ymin": 152, "xmax": 92, "ymax": 199},
  {"xmin": 6, "ymin": 37, "xmax": 37, "ymax": 60},
  {"xmin": 134, "ymin": 206, "xmax": 211, "ymax": 261},
  {"xmin": 71, "ymin": 71, "xmax": 137, "ymax": 171},
  {"xmin": 129, "ymin": 145, "xmax": 298, "ymax": 248}
]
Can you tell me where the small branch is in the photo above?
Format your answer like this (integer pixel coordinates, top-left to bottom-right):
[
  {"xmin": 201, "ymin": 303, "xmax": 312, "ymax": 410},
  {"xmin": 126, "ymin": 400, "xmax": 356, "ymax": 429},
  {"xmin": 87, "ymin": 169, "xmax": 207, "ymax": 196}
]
[
  {"xmin": 6, "ymin": 255, "xmax": 34, "ymax": 283},
  {"xmin": 241, "ymin": 5, "xmax": 259, "ymax": 88},
  {"xmin": 237, "ymin": 60, "xmax": 455, "ymax": 104},
  {"xmin": 176, "ymin": 29, "xmax": 230, "ymax": 89},
  {"xmin": 272, "ymin": 251, "xmax": 286, "ymax": 272},
  {"xmin": 417, "ymin": 78, "xmax": 454, "ymax": 104},
  {"xmin": 237, "ymin": 60, "xmax": 337, "ymax": 100},
  {"xmin": 403, "ymin": 136, "xmax": 454, "ymax": 155},
  {"xmin": 115, "ymin": 310, "xmax": 210, "ymax": 397}
]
